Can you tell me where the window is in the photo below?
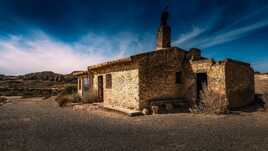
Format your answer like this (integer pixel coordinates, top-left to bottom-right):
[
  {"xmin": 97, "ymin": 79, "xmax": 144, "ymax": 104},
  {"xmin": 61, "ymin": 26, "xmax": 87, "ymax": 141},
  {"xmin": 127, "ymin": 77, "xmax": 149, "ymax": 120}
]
[
  {"xmin": 176, "ymin": 72, "xmax": 182, "ymax": 84},
  {"xmin": 106, "ymin": 74, "xmax": 112, "ymax": 89}
]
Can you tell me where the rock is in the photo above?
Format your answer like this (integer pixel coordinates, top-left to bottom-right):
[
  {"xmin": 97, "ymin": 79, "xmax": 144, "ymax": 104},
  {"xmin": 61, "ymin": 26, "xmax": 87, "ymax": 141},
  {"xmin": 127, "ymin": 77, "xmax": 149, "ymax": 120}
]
[
  {"xmin": 165, "ymin": 103, "xmax": 174, "ymax": 112},
  {"xmin": 142, "ymin": 108, "xmax": 150, "ymax": 115},
  {"xmin": 73, "ymin": 105, "xmax": 85, "ymax": 111},
  {"xmin": 151, "ymin": 105, "xmax": 160, "ymax": 114}
]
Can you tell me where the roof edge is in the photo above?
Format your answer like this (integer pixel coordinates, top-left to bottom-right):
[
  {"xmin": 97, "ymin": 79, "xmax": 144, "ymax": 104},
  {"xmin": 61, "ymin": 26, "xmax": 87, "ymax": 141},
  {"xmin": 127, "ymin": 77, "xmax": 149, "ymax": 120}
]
[{"xmin": 88, "ymin": 57, "xmax": 132, "ymax": 70}]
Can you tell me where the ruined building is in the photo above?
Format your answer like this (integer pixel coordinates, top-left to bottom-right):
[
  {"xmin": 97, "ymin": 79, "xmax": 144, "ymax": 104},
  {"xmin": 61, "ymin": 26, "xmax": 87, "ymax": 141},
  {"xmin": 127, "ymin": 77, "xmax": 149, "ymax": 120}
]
[{"xmin": 75, "ymin": 10, "xmax": 255, "ymax": 114}]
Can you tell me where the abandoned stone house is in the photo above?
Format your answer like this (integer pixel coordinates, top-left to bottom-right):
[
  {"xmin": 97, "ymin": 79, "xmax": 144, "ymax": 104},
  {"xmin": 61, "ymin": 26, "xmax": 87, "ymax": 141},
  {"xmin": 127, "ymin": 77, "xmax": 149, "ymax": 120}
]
[{"xmin": 75, "ymin": 10, "xmax": 255, "ymax": 113}]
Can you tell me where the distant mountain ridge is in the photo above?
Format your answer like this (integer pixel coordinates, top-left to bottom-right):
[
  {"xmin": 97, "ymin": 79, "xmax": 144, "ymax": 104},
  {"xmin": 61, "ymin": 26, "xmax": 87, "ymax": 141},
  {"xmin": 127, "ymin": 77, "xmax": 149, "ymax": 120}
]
[
  {"xmin": 0, "ymin": 71, "xmax": 76, "ymax": 97},
  {"xmin": 0, "ymin": 71, "xmax": 75, "ymax": 83}
]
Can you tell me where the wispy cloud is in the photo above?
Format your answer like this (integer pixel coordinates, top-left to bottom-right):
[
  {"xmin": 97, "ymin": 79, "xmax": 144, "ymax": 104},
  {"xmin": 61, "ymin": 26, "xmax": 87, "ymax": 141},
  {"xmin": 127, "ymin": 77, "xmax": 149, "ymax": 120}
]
[
  {"xmin": 198, "ymin": 19, "xmax": 268, "ymax": 48},
  {"xmin": 172, "ymin": 27, "xmax": 206, "ymax": 48},
  {"xmin": 172, "ymin": 5, "xmax": 268, "ymax": 49},
  {"xmin": 221, "ymin": 5, "xmax": 268, "ymax": 32},
  {"xmin": 0, "ymin": 31, "xmax": 147, "ymax": 75},
  {"xmin": 196, "ymin": 5, "xmax": 268, "ymax": 48}
]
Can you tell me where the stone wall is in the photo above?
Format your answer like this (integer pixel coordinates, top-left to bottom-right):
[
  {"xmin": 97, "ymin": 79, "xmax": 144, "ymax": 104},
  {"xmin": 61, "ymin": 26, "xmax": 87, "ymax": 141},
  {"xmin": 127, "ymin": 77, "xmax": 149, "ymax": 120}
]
[
  {"xmin": 225, "ymin": 60, "xmax": 255, "ymax": 108},
  {"xmin": 191, "ymin": 59, "xmax": 255, "ymax": 108},
  {"xmin": 134, "ymin": 48, "xmax": 194, "ymax": 108},
  {"xmin": 91, "ymin": 63, "xmax": 140, "ymax": 110},
  {"xmin": 207, "ymin": 62, "xmax": 227, "ymax": 96},
  {"xmin": 190, "ymin": 60, "xmax": 227, "ymax": 103}
]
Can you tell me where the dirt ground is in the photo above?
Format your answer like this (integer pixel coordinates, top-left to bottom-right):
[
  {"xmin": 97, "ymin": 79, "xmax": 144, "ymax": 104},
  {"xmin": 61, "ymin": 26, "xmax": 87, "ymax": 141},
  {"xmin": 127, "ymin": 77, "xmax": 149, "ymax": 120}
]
[{"xmin": 0, "ymin": 97, "xmax": 268, "ymax": 151}]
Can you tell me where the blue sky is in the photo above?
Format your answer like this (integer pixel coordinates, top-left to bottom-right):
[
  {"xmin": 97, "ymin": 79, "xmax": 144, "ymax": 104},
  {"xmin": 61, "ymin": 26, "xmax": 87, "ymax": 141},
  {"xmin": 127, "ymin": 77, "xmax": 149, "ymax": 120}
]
[{"xmin": 0, "ymin": 0, "xmax": 268, "ymax": 75}]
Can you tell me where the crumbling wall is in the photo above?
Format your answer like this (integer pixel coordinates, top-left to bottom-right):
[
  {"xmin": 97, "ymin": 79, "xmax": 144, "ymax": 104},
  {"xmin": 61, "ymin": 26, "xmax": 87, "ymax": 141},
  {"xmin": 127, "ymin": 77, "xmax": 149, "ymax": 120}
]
[
  {"xmin": 225, "ymin": 60, "xmax": 255, "ymax": 108},
  {"xmin": 207, "ymin": 62, "xmax": 227, "ymax": 96},
  {"xmin": 191, "ymin": 60, "xmax": 227, "ymax": 103},
  {"xmin": 191, "ymin": 59, "xmax": 255, "ymax": 108},
  {"xmin": 91, "ymin": 63, "xmax": 140, "ymax": 110}
]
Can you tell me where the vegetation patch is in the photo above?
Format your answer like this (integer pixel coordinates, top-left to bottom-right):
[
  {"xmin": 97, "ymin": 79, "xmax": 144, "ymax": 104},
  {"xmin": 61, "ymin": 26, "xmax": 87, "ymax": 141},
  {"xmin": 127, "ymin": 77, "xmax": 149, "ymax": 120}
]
[
  {"xmin": 191, "ymin": 85, "xmax": 229, "ymax": 114},
  {"xmin": 0, "ymin": 96, "xmax": 8, "ymax": 106},
  {"xmin": 55, "ymin": 84, "xmax": 80, "ymax": 107},
  {"xmin": 55, "ymin": 94, "xmax": 81, "ymax": 107}
]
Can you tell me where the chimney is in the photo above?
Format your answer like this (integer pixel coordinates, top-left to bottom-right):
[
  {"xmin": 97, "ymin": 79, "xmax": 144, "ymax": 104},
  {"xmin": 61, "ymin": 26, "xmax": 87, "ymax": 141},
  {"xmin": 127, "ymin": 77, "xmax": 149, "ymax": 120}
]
[{"xmin": 156, "ymin": 9, "xmax": 171, "ymax": 50}]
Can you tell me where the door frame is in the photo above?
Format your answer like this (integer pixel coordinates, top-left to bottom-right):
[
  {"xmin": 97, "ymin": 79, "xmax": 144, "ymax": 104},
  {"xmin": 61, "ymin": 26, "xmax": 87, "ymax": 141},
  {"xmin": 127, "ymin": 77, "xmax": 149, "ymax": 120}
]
[
  {"xmin": 196, "ymin": 73, "xmax": 208, "ymax": 102},
  {"xmin": 97, "ymin": 76, "xmax": 104, "ymax": 102}
]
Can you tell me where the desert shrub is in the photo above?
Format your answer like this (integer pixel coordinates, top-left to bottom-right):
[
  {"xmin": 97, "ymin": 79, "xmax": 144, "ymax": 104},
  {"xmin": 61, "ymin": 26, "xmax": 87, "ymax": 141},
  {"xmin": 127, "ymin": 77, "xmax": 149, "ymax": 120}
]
[
  {"xmin": 71, "ymin": 93, "xmax": 81, "ymax": 103},
  {"xmin": 55, "ymin": 93, "xmax": 81, "ymax": 107},
  {"xmin": 81, "ymin": 90, "xmax": 98, "ymax": 103},
  {"xmin": 0, "ymin": 96, "xmax": 8, "ymax": 104},
  {"xmin": 55, "ymin": 95, "xmax": 70, "ymax": 107},
  {"xmin": 199, "ymin": 85, "xmax": 229, "ymax": 114},
  {"xmin": 59, "ymin": 84, "xmax": 77, "ymax": 96}
]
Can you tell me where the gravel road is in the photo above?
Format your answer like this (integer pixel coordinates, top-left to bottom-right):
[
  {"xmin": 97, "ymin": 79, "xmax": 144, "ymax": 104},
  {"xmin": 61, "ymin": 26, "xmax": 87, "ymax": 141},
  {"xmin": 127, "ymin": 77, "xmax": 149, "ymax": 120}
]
[{"xmin": 0, "ymin": 98, "xmax": 267, "ymax": 151}]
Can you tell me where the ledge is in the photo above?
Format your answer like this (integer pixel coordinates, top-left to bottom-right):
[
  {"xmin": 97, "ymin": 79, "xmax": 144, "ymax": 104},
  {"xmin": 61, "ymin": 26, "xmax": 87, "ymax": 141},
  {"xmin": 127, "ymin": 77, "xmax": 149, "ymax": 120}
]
[
  {"xmin": 88, "ymin": 57, "xmax": 132, "ymax": 70},
  {"xmin": 103, "ymin": 104, "xmax": 142, "ymax": 117}
]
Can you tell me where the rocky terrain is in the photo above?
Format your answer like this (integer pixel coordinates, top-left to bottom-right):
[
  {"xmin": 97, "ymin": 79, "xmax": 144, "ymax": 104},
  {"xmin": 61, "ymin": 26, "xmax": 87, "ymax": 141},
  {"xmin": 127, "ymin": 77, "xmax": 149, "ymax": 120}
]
[
  {"xmin": 0, "ymin": 71, "xmax": 76, "ymax": 97},
  {"xmin": 255, "ymin": 73, "xmax": 268, "ymax": 107},
  {"xmin": 255, "ymin": 73, "xmax": 268, "ymax": 93}
]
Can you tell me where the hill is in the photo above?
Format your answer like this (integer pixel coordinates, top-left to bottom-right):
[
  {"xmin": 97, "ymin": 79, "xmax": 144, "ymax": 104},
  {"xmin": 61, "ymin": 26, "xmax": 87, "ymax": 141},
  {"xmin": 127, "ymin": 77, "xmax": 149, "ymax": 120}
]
[{"xmin": 0, "ymin": 71, "xmax": 76, "ymax": 97}]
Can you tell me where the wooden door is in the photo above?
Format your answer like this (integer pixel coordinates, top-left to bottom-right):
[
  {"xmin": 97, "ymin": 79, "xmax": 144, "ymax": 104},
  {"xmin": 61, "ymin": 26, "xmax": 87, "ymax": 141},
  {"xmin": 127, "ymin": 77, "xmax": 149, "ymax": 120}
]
[{"xmin": 98, "ymin": 76, "xmax": 104, "ymax": 102}]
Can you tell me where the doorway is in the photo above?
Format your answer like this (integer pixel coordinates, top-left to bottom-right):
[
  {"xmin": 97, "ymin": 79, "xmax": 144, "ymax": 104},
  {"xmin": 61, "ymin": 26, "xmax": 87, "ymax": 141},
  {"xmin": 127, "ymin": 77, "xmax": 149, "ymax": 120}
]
[
  {"xmin": 196, "ymin": 73, "xmax": 208, "ymax": 101},
  {"xmin": 98, "ymin": 76, "xmax": 104, "ymax": 102}
]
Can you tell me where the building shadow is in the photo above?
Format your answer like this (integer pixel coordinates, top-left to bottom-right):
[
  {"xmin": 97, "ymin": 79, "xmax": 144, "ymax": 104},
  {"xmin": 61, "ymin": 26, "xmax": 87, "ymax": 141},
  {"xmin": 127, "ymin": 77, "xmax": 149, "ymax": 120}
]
[{"xmin": 230, "ymin": 94, "xmax": 266, "ymax": 113}]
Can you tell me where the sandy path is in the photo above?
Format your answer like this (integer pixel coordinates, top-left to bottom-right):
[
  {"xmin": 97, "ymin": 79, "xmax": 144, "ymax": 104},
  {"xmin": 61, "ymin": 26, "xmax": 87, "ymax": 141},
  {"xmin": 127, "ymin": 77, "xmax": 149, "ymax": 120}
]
[{"xmin": 0, "ymin": 98, "xmax": 268, "ymax": 151}]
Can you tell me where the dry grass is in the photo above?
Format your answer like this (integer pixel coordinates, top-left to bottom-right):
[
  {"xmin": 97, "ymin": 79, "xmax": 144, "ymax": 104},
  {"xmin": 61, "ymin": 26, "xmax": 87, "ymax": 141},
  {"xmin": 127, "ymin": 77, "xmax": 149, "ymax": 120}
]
[{"xmin": 200, "ymin": 85, "xmax": 229, "ymax": 114}]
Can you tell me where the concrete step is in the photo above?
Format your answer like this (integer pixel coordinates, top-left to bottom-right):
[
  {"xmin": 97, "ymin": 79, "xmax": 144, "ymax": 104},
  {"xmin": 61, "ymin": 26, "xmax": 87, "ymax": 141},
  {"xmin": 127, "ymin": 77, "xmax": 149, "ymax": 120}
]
[{"xmin": 103, "ymin": 104, "xmax": 142, "ymax": 117}]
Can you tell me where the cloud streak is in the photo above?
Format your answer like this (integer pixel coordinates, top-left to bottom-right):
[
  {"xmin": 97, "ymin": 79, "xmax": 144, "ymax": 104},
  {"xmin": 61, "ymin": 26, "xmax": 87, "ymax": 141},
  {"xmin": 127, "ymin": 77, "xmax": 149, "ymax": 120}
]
[
  {"xmin": 171, "ymin": 5, "xmax": 268, "ymax": 49},
  {"xmin": 198, "ymin": 19, "xmax": 268, "ymax": 48},
  {"xmin": 0, "ymin": 31, "xmax": 147, "ymax": 75},
  {"xmin": 172, "ymin": 27, "xmax": 205, "ymax": 47}
]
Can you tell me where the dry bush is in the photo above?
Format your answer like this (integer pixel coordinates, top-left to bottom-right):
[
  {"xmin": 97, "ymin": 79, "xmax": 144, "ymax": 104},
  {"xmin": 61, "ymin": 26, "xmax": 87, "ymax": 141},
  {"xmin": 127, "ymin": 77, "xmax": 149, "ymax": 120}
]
[
  {"xmin": 55, "ymin": 84, "xmax": 80, "ymax": 107},
  {"xmin": 55, "ymin": 93, "xmax": 81, "ymax": 107},
  {"xmin": 59, "ymin": 84, "xmax": 77, "ymax": 96},
  {"xmin": 0, "ymin": 96, "xmax": 8, "ymax": 105},
  {"xmin": 81, "ymin": 90, "xmax": 98, "ymax": 103},
  {"xmin": 55, "ymin": 95, "xmax": 70, "ymax": 107},
  {"xmin": 200, "ymin": 85, "xmax": 229, "ymax": 114}
]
